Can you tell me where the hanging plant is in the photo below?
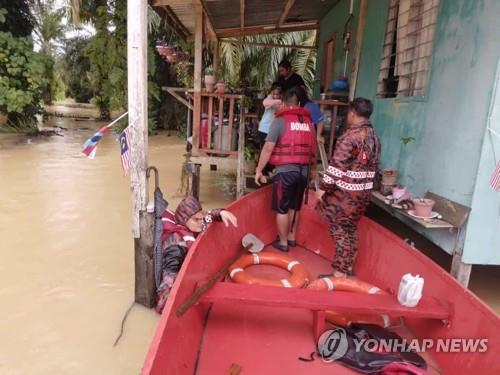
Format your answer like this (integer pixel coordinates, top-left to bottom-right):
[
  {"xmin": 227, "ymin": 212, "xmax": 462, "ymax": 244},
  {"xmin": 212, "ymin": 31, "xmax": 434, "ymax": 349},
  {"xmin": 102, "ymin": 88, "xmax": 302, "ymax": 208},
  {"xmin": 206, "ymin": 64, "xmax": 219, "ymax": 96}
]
[{"xmin": 156, "ymin": 39, "xmax": 178, "ymax": 61}]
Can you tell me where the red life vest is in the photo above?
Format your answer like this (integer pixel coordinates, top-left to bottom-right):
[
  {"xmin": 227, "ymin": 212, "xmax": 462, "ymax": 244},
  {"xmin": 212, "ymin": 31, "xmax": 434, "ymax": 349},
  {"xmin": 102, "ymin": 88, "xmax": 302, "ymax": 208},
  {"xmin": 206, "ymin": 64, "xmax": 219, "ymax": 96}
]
[{"xmin": 269, "ymin": 107, "xmax": 316, "ymax": 166}]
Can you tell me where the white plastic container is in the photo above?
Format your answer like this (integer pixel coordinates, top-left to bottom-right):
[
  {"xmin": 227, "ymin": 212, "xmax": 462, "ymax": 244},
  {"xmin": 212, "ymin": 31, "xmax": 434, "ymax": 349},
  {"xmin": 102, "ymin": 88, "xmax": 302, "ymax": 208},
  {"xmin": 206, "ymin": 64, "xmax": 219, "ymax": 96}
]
[{"xmin": 397, "ymin": 273, "xmax": 424, "ymax": 307}]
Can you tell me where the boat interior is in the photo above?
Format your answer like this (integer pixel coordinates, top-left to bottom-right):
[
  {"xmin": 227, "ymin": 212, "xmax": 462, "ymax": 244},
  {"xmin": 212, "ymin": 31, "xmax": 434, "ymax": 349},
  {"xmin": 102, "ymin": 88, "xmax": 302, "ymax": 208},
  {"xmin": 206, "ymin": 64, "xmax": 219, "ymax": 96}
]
[{"xmin": 143, "ymin": 187, "xmax": 499, "ymax": 374}]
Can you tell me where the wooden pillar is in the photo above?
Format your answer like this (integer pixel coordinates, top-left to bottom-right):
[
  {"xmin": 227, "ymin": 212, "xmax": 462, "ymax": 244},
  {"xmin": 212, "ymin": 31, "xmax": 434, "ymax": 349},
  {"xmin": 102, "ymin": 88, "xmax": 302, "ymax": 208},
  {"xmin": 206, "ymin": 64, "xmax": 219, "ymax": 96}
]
[
  {"xmin": 349, "ymin": 0, "xmax": 368, "ymax": 101},
  {"xmin": 192, "ymin": 163, "xmax": 202, "ymax": 200},
  {"xmin": 134, "ymin": 211, "xmax": 156, "ymax": 307},
  {"xmin": 237, "ymin": 111, "xmax": 246, "ymax": 198},
  {"xmin": 450, "ymin": 227, "xmax": 472, "ymax": 287},
  {"xmin": 213, "ymin": 40, "xmax": 220, "ymax": 79},
  {"xmin": 128, "ymin": 0, "xmax": 155, "ymax": 307},
  {"xmin": 192, "ymin": 3, "xmax": 203, "ymax": 155}
]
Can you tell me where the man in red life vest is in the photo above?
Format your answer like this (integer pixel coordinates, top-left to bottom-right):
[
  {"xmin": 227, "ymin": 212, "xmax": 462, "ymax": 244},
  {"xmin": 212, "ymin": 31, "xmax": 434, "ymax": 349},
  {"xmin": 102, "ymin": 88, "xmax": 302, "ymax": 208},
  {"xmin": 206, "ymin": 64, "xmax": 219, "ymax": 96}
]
[
  {"xmin": 316, "ymin": 98, "xmax": 381, "ymax": 277},
  {"xmin": 255, "ymin": 87, "xmax": 317, "ymax": 252}
]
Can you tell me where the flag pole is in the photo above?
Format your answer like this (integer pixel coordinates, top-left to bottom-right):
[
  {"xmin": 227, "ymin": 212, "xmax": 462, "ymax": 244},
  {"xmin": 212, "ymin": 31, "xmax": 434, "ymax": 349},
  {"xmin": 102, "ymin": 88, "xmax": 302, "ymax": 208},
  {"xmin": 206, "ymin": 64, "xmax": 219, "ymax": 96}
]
[{"xmin": 106, "ymin": 111, "xmax": 128, "ymax": 129}]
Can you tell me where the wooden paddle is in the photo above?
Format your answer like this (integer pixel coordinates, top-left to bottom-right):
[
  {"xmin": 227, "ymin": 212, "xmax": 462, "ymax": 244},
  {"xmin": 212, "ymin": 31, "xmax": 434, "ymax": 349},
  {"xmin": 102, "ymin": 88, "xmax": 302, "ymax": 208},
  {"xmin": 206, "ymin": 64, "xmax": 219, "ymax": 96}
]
[{"xmin": 175, "ymin": 234, "xmax": 264, "ymax": 317}]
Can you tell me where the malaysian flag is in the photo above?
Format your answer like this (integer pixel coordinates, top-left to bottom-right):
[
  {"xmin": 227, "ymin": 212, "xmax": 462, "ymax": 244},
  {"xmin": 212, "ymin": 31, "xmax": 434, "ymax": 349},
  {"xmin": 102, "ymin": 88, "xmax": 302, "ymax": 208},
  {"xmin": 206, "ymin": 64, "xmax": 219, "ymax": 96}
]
[
  {"xmin": 118, "ymin": 126, "xmax": 131, "ymax": 175},
  {"xmin": 490, "ymin": 161, "xmax": 500, "ymax": 192}
]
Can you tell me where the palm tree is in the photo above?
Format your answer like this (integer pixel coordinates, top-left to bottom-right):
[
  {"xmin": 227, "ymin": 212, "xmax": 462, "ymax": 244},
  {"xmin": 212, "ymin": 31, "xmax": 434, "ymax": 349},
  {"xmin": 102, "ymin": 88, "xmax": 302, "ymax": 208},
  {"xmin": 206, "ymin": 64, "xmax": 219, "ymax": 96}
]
[
  {"xmin": 219, "ymin": 31, "xmax": 317, "ymax": 91},
  {"xmin": 32, "ymin": 0, "xmax": 65, "ymax": 54}
]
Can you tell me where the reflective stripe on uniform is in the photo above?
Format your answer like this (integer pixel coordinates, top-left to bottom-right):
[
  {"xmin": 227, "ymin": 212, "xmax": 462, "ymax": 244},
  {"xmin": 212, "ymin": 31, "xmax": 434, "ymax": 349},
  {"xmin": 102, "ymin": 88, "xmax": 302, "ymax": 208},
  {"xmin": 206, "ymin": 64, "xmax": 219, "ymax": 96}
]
[
  {"xmin": 336, "ymin": 180, "xmax": 374, "ymax": 191},
  {"xmin": 345, "ymin": 170, "xmax": 376, "ymax": 179}
]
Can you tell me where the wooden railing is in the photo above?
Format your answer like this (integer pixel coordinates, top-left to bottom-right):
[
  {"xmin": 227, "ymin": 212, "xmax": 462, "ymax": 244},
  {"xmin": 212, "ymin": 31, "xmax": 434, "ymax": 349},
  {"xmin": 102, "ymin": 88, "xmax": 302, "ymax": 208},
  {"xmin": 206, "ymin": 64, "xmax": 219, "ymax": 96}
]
[
  {"xmin": 192, "ymin": 93, "xmax": 245, "ymax": 158},
  {"xmin": 314, "ymin": 99, "xmax": 349, "ymax": 160}
]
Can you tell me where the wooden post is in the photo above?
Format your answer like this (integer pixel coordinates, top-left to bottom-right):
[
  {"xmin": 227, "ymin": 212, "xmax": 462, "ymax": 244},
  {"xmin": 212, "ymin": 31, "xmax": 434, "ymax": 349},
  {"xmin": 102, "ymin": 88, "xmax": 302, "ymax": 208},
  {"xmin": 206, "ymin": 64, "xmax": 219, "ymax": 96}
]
[
  {"xmin": 192, "ymin": 2, "xmax": 203, "ymax": 155},
  {"xmin": 128, "ymin": 0, "xmax": 155, "ymax": 306},
  {"xmin": 213, "ymin": 40, "xmax": 220, "ymax": 79},
  {"xmin": 134, "ymin": 211, "xmax": 156, "ymax": 307},
  {"xmin": 349, "ymin": 0, "xmax": 368, "ymax": 100},
  {"xmin": 237, "ymin": 109, "xmax": 246, "ymax": 198},
  {"xmin": 192, "ymin": 163, "xmax": 202, "ymax": 200},
  {"xmin": 450, "ymin": 227, "xmax": 472, "ymax": 287}
]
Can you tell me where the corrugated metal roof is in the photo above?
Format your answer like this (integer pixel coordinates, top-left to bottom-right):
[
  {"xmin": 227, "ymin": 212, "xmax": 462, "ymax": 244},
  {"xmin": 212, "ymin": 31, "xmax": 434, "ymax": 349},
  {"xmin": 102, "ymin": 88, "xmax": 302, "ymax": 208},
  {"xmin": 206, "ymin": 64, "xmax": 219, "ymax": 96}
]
[
  {"xmin": 287, "ymin": 0, "xmax": 341, "ymax": 23},
  {"xmin": 168, "ymin": 3, "xmax": 196, "ymax": 34},
  {"xmin": 151, "ymin": 0, "xmax": 341, "ymax": 39}
]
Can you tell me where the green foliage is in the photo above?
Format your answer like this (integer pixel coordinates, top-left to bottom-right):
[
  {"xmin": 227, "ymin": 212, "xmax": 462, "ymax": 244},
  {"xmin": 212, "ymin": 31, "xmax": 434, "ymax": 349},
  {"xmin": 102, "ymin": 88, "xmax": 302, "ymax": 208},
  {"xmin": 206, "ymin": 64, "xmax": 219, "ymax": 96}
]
[
  {"xmin": 66, "ymin": 2, "xmax": 189, "ymax": 134},
  {"xmin": 174, "ymin": 63, "xmax": 194, "ymax": 88},
  {"xmin": 32, "ymin": 0, "xmax": 65, "ymax": 54},
  {"xmin": 83, "ymin": 0, "xmax": 127, "ymax": 119},
  {"xmin": 244, "ymin": 146, "xmax": 257, "ymax": 161},
  {"xmin": 0, "ymin": 8, "xmax": 47, "ymax": 124},
  {"xmin": 62, "ymin": 36, "xmax": 93, "ymax": 102},
  {"xmin": 149, "ymin": 17, "xmax": 191, "ymax": 134},
  {"xmin": 29, "ymin": 0, "xmax": 66, "ymax": 105},
  {"xmin": 0, "ymin": 0, "xmax": 33, "ymax": 37},
  {"xmin": 220, "ymin": 31, "xmax": 317, "ymax": 91}
]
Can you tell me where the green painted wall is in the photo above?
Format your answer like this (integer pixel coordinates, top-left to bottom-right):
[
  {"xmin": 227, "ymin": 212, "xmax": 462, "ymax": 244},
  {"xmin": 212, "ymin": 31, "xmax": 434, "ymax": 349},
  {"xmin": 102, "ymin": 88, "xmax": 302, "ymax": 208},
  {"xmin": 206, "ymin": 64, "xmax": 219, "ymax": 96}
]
[
  {"xmin": 314, "ymin": 0, "xmax": 360, "ymax": 96},
  {"xmin": 318, "ymin": 0, "xmax": 500, "ymax": 264}
]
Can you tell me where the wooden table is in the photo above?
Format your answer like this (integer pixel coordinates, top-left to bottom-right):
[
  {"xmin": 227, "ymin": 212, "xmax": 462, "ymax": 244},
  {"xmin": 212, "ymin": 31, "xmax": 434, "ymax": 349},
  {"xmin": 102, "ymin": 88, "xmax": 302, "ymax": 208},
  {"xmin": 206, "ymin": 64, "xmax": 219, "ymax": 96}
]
[{"xmin": 371, "ymin": 191, "xmax": 454, "ymax": 229}]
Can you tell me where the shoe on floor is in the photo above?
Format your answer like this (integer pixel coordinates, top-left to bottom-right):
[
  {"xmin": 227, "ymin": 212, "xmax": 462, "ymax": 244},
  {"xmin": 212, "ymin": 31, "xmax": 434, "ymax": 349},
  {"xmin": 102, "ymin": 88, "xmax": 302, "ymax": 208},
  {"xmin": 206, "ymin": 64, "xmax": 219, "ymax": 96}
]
[
  {"xmin": 272, "ymin": 240, "xmax": 288, "ymax": 252},
  {"xmin": 287, "ymin": 239, "xmax": 297, "ymax": 247}
]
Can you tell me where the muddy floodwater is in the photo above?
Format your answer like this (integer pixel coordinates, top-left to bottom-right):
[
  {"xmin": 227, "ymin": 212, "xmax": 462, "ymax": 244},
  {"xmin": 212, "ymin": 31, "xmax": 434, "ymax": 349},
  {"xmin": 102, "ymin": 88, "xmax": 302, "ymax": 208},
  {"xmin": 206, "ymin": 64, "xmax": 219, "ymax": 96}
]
[{"xmin": 0, "ymin": 117, "xmax": 230, "ymax": 375}]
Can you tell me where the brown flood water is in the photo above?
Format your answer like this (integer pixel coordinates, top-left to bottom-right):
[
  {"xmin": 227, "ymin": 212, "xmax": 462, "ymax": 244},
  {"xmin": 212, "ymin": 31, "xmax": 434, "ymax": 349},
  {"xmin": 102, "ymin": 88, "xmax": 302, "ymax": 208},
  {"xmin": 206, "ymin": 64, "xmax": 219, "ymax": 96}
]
[{"xmin": 0, "ymin": 117, "xmax": 231, "ymax": 374}]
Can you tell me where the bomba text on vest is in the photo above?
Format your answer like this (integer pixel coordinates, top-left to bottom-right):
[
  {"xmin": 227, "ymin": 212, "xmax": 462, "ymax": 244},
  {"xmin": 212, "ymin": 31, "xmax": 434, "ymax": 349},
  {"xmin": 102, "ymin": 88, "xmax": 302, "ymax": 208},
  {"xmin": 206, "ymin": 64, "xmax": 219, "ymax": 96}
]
[{"xmin": 290, "ymin": 122, "xmax": 311, "ymax": 131}]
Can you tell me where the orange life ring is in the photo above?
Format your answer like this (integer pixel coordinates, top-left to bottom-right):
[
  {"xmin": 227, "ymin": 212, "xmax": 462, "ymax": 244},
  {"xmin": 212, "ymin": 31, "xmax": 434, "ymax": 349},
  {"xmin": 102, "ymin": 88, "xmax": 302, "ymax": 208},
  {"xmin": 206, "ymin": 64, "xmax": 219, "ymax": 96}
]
[
  {"xmin": 307, "ymin": 277, "xmax": 398, "ymax": 328},
  {"xmin": 229, "ymin": 251, "xmax": 309, "ymax": 288}
]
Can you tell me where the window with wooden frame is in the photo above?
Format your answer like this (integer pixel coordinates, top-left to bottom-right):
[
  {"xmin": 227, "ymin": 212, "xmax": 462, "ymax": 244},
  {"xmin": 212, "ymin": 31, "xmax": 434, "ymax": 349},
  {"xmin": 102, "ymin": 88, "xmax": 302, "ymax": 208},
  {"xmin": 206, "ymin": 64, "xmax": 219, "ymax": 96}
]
[
  {"xmin": 322, "ymin": 34, "xmax": 337, "ymax": 92},
  {"xmin": 377, "ymin": 0, "xmax": 440, "ymax": 98}
]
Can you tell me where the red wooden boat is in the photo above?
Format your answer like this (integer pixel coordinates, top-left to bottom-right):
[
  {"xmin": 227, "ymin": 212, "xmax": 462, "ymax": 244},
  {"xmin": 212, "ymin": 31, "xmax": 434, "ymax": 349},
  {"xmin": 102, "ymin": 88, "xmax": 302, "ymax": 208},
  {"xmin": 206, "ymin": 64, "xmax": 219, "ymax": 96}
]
[{"xmin": 142, "ymin": 187, "xmax": 500, "ymax": 374}]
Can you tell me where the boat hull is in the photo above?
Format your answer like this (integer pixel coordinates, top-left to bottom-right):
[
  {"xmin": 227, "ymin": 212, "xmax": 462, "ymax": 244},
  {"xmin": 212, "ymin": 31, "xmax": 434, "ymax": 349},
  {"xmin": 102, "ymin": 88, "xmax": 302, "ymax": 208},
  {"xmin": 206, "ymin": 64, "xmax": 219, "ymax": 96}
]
[{"xmin": 143, "ymin": 186, "xmax": 500, "ymax": 374}]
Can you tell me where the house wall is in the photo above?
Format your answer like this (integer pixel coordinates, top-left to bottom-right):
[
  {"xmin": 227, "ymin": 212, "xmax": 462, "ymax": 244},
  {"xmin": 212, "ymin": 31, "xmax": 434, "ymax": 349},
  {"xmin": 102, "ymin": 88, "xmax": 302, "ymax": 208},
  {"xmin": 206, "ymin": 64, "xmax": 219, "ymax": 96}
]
[
  {"xmin": 316, "ymin": 0, "xmax": 500, "ymax": 264},
  {"xmin": 314, "ymin": 0, "xmax": 360, "ymax": 96}
]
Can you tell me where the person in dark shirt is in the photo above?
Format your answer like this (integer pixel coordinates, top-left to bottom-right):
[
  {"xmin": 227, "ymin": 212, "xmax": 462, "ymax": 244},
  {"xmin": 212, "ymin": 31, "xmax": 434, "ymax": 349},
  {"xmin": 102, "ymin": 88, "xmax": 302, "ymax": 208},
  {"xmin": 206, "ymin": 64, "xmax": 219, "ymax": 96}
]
[{"xmin": 278, "ymin": 60, "xmax": 306, "ymax": 92}]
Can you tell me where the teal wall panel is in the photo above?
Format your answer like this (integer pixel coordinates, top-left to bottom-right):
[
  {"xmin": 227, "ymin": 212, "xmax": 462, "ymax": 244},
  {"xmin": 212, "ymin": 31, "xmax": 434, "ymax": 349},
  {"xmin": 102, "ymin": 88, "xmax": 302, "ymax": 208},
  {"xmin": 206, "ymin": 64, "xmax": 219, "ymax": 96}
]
[{"xmin": 317, "ymin": 0, "xmax": 500, "ymax": 263}]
